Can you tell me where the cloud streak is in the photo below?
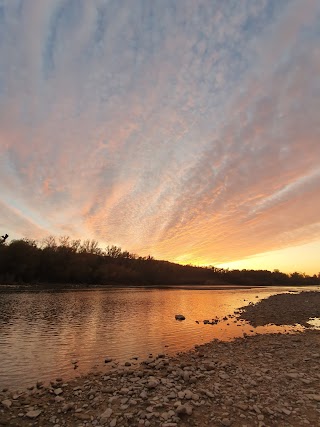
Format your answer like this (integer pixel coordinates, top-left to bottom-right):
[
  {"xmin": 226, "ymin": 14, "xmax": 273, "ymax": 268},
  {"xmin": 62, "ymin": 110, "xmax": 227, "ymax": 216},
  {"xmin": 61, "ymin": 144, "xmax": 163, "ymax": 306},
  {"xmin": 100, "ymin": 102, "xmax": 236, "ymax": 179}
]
[{"xmin": 0, "ymin": 0, "xmax": 319, "ymax": 270}]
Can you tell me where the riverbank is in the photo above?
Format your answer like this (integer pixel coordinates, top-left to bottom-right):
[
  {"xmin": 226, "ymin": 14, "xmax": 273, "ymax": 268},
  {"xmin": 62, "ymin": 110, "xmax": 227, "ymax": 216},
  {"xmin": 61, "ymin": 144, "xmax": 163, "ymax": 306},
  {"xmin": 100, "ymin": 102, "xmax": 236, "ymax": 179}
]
[
  {"xmin": 238, "ymin": 290, "xmax": 320, "ymax": 327},
  {"xmin": 1, "ymin": 291, "xmax": 319, "ymax": 427},
  {"xmin": 0, "ymin": 282, "xmax": 318, "ymax": 293}
]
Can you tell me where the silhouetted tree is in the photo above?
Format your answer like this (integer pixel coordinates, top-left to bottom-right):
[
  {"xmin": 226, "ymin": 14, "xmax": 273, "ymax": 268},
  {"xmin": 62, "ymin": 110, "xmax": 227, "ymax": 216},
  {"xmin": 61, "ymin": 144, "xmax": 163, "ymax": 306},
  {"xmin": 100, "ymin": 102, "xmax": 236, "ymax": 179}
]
[{"xmin": 0, "ymin": 235, "xmax": 319, "ymax": 287}]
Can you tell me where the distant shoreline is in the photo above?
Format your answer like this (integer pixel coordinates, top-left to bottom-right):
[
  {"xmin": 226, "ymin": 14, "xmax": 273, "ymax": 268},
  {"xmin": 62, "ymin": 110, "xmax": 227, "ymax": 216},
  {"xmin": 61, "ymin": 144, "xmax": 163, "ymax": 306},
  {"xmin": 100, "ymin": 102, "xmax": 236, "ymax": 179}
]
[{"xmin": 0, "ymin": 281, "xmax": 319, "ymax": 292}]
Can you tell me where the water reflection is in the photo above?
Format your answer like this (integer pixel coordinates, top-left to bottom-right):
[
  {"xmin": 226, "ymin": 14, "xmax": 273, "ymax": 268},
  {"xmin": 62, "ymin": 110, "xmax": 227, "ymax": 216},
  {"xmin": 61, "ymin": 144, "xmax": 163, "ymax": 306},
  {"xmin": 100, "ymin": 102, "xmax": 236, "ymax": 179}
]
[{"xmin": 0, "ymin": 287, "xmax": 318, "ymax": 390}]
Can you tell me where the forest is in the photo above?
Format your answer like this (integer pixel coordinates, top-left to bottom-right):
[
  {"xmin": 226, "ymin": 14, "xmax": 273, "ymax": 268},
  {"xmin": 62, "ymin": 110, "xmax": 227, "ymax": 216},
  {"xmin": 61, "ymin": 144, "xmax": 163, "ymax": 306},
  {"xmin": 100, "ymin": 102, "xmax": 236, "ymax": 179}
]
[{"xmin": 0, "ymin": 236, "xmax": 319, "ymax": 287}]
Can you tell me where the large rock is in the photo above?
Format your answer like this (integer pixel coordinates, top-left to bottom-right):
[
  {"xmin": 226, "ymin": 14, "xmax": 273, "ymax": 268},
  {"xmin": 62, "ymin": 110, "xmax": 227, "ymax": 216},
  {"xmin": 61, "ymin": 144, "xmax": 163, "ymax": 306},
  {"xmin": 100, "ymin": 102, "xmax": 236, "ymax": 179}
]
[{"xmin": 175, "ymin": 315, "xmax": 185, "ymax": 320}]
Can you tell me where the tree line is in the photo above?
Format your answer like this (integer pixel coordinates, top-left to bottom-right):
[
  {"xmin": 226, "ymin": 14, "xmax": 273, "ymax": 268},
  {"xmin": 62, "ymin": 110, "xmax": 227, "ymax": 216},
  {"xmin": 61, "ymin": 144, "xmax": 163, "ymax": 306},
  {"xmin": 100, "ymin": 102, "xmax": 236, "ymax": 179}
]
[{"xmin": 0, "ymin": 236, "xmax": 319, "ymax": 287}]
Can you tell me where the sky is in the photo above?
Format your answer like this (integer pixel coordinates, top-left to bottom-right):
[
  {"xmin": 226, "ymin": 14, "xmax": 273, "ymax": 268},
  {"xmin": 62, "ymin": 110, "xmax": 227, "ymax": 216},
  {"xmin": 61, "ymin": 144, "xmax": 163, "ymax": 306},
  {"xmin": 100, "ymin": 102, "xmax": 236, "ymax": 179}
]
[{"xmin": 0, "ymin": 0, "xmax": 319, "ymax": 275}]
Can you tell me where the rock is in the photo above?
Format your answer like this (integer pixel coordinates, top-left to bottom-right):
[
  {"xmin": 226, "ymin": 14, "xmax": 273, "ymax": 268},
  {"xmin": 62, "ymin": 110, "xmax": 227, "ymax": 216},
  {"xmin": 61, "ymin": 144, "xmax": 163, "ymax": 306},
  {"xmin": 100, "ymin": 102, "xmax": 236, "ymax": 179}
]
[
  {"xmin": 205, "ymin": 390, "xmax": 215, "ymax": 398},
  {"xmin": 124, "ymin": 361, "xmax": 131, "ymax": 366},
  {"xmin": 12, "ymin": 393, "xmax": 21, "ymax": 399},
  {"xmin": 185, "ymin": 390, "xmax": 193, "ymax": 400},
  {"xmin": 306, "ymin": 394, "xmax": 320, "ymax": 402},
  {"xmin": 62, "ymin": 402, "xmax": 75, "ymax": 412},
  {"xmin": 176, "ymin": 404, "xmax": 192, "ymax": 416},
  {"xmin": 26, "ymin": 409, "xmax": 42, "ymax": 419},
  {"xmin": 75, "ymin": 413, "xmax": 91, "ymax": 420},
  {"xmin": 221, "ymin": 418, "xmax": 232, "ymax": 426},
  {"xmin": 105, "ymin": 357, "xmax": 113, "ymax": 363},
  {"xmin": 286, "ymin": 372, "xmax": 299, "ymax": 379},
  {"xmin": 176, "ymin": 405, "xmax": 186, "ymax": 415},
  {"xmin": 167, "ymin": 391, "xmax": 176, "ymax": 399},
  {"xmin": 54, "ymin": 387, "xmax": 63, "ymax": 395},
  {"xmin": 185, "ymin": 404, "xmax": 193, "ymax": 415},
  {"xmin": 1, "ymin": 399, "xmax": 12, "ymax": 408},
  {"xmin": 236, "ymin": 403, "xmax": 248, "ymax": 411},
  {"xmin": 147, "ymin": 378, "xmax": 159, "ymax": 389},
  {"xmin": 101, "ymin": 407, "xmax": 113, "ymax": 421},
  {"xmin": 175, "ymin": 315, "xmax": 185, "ymax": 320},
  {"xmin": 183, "ymin": 371, "xmax": 190, "ymax": 382},
  {"xmin": 253, "ymin": 404, "xmax": 261, "ymax": 414},
  {"xmin": 110, "ymin": 418, "xmax": 117, "ymax": 427}
]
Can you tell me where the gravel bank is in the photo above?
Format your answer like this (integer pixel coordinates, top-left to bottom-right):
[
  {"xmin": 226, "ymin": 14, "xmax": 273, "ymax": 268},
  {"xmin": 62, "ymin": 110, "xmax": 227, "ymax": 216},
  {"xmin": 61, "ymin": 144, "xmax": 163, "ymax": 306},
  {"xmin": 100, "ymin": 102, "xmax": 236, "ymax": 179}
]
[
  {"xmin": 239, "ymin": 291, "xmax": 320, "ymax": 327},
  {"xmin": 1, "ymin": 291, "xmax": 319, "ymax": 427}
]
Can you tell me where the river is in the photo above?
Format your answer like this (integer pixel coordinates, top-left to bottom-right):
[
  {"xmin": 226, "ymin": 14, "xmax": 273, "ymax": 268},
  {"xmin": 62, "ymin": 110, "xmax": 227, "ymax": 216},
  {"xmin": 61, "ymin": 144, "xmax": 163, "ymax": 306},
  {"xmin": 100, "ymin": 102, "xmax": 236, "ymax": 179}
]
[{"xmin": 0, "ymin": 285, "xmax": 318, "ymax": 390}]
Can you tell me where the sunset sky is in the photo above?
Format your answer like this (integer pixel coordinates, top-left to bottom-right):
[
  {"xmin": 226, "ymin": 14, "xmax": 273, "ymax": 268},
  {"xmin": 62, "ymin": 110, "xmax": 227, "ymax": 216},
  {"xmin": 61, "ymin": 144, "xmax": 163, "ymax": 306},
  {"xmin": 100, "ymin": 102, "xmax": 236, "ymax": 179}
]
[{"xmin": 0, "ymin": 0, "xmax": 319, "ymax": 274}]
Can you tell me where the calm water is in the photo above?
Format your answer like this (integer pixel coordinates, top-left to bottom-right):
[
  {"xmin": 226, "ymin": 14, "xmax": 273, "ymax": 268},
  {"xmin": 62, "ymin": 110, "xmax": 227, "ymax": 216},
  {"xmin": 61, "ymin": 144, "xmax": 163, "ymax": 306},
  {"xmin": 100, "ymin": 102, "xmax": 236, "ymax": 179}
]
[{"xmin": 0, "ymin": 286, "xmax": 318, "ymax": 390}]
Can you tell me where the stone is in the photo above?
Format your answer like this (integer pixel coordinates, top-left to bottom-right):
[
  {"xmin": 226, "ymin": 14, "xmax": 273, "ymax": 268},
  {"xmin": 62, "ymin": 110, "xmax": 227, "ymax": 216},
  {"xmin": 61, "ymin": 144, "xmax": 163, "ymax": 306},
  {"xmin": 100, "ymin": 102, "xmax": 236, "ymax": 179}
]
[
  {"xmin": 101, "ymin": 407, "xmax": 113, "ymax": 420},
  {"xmin": 286, "ymin": 373, "xmax": 299, "ymax": 379},
  {"xmin": 54, "ymin": 387, "xmax": 63, "ymax": 395},
  {"xmin": 147, "ymin": 379, "xmax": 159, "ymax": 389},
  {"xmin": 75, "ymin": 413, "xmax": 91, "ymax": 420},
  {"xmin": 185, "ymin": 404, "xmax": 193, "ymax": 415},
  {"xmin": 183, "ymin": 371, "xmax": 190, "ymax": 382},
  {"xmin": 62, "ymin": 402, "xmax": 74, "ymax": 412},
  {"xmin": 176, "ymin": 405, "xmax": 187, "ymax": 415},
  {"xmin": 185, "ymin": 389, "xmax": 193, "ymax": 400},
  {"xmin": 221, "ymin": 418, "xmax": 232, "ymax": 426},
  {"xmin": 1, "ymin": 399, "xmax": 12, "ymax": 408},
  {"xmin": 110, "ymin": 418, "xmax": 117, "ymax": 427},
  {"xmin": 26, "ymin": 409, "xmax": 42, "ymax": 419},
  {"xmin": 105, "ymin": 357, "xmax": 113, "ymax": 363},
  {"xmin": 306, "ymin": 394, "xmax": 320, "ymax": 402},
  {"xmin": 205, "ymin": 390, "xmax": 215, "ymax": 398},
  {"xmin": 176, "ymin": 404, "xmax": 192, "ymax": 416},
  {"xmin": 175, "ymin": 315, "xmax": 185, "ymax": 320}
]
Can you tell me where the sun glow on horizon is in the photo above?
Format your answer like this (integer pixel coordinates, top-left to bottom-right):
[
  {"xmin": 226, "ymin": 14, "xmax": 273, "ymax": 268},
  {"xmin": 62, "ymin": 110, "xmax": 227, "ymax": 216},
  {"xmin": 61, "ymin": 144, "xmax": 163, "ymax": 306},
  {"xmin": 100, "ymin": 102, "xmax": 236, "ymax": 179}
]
[{"xmin": 216, "ymin": 240, "xmax": 320, "ymax": 276}]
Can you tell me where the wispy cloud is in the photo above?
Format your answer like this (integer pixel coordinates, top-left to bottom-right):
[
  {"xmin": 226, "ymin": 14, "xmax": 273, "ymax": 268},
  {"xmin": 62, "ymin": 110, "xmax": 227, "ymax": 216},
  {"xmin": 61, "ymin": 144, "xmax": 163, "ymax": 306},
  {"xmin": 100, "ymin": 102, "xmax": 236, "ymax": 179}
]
[{"xmin": 0, "ymin": 0, "xmax": 319, "ymax": 268}]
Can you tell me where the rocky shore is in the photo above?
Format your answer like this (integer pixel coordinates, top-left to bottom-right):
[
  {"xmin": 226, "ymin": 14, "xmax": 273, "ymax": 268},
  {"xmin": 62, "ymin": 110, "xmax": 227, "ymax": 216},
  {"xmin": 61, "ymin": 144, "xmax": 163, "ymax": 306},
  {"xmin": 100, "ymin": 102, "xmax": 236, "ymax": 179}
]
[
  {"xmin": 1, "ymin": 291, "xmax": 319, "ymax": 427},
  {"xmin": 238, "ymin": 291, "xmax": 320, "ymax": 327}
]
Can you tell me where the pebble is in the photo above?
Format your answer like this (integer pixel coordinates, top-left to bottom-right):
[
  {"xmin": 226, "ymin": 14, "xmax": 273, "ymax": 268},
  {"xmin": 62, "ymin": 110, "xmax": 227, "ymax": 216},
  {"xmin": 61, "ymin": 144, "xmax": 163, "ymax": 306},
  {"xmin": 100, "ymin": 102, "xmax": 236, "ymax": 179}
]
[
  {"xmin": 101, "ymin": 407, "xmax": 113, "ymax": 420},
  {"xmin": 1, "ymin": 399, "xmax": 12, "ymax": 408},
  {"xmin": 25, "ymin": 409, "xmax": 42, "ymax": 418}
]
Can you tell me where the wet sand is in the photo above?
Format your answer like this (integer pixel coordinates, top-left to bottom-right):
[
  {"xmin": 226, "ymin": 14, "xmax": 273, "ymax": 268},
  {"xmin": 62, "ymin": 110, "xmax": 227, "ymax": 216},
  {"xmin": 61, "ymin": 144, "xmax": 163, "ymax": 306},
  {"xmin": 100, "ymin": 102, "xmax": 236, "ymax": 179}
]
[{"xmin": 1, "ymin": 291, "xmax": 319, "ymax": 427}]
